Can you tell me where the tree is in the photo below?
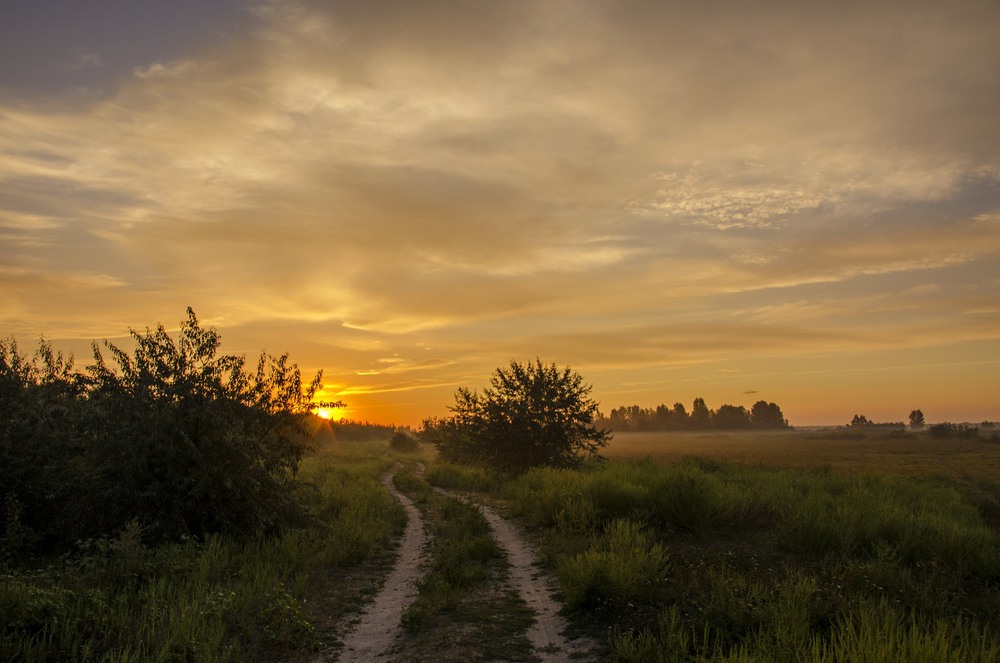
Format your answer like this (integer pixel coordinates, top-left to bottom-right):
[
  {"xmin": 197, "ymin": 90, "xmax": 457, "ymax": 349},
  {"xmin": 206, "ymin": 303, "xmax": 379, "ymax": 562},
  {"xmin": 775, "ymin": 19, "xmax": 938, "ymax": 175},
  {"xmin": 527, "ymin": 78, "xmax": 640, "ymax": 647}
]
[
  {"xmin": 82, "ymin": 308, "xmax": 340, "ymax": 541},
  {"xmin": 713, "ymin": 404, "xmax": 751, "ymax": 429},
  {"xmin": 426, "ymin": 359, "xmax": 610, "ymax": 472},
  {"xmin": 691, "ymin": 397, "xmax": 712, "ymax": 429},
  {"xmin": 850, "ymin": 414, "xmax": 872, "ymax": 427},
  {"xmin": 909, "ymin": 409, "xmax": 925, "ymax": 429},
  {"xmin": 750, "ymin": 401, "xmax": 789, "ymax": 429},
  {"xmin": 1, "ymin": 337, "xmax": 86, "ymax": 558}
]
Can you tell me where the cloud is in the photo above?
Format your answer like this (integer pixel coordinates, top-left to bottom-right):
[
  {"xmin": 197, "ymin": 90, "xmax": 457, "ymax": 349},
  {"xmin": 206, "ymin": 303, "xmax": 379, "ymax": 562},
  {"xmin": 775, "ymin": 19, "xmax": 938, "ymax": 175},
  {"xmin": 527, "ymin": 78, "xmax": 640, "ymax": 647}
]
[{"xmin": 0, "ymin": 0, "xmax": 998, "ymax": 424}]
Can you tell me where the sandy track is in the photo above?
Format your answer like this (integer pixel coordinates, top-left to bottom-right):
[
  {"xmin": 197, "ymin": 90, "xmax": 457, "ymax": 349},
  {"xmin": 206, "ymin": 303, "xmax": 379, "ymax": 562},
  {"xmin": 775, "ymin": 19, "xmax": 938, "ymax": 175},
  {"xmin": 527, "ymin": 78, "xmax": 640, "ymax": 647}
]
[
  {"xmin": 435, "ymin": 487, "xmax": 597, "ymax": 662},
  {"xmin": 478, "ymin": 503, "xmax": 596, "ymax": 662},
  {"xmin": 332, "ymin": 463, "xmax": 593, "ymax": 662},
  {"xmin": 334, "ymin": 463, "xmax": 428, "ymax": 663}
]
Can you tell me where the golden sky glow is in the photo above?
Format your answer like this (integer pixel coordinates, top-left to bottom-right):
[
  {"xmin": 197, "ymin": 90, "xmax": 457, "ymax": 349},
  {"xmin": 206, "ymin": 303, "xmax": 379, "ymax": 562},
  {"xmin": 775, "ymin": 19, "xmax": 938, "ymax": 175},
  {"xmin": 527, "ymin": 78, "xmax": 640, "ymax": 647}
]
[{"xmin": 1, "ymin": 1, "xmax": 998, "ymax": 426}]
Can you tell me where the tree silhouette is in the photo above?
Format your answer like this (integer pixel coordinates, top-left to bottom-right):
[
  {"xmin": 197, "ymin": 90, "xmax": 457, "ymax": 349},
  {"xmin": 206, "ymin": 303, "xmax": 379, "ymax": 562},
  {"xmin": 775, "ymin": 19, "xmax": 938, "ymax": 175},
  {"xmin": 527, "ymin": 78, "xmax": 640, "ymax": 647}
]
[
  {"xmin": 713, "ymin": 404, "xmax": 751, "ymax": 429},
  {"xmin": 691, "ymin": 397, "xmax": 712, "ymax": 429},
  {"xmin": 1, "ymin": 309, "xmax": 338, "ymax": 553},
  {"xmin": 750, "ymin": 401, "xmax": 789, "ymax": 429},
  {"xmin": 425, "ymin": 359, "xmax": 610, "ymax": 472}
]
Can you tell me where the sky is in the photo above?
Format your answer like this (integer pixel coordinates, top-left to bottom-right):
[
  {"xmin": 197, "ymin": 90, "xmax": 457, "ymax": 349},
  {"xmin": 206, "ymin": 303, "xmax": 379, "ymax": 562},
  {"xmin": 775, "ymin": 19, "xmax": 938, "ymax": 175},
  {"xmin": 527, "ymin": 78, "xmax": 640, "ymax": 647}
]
[{"xmin": 1, "ymin": 0, "xmax": 998, "ymax": 427}]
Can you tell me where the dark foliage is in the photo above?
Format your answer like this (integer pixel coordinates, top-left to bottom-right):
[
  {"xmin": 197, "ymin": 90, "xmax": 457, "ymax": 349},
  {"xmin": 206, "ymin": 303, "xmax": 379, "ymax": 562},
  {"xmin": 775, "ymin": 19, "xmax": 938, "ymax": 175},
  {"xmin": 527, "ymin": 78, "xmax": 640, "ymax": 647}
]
[
  {"xmin": 713, "ymin": 404, "xmax": 751, "ymax": 429},
  {"xmin": 749, "ymin": 400, "xmax": 788, "ymax": 428},
  {"xmin": 423, "ymin": 359, "xmax": 610, "ymax": 472},
  {"xmin": 389, "ymin": 429, "xmax": 419, "ymax": 452},
  {"xmin": 928, "ymin": 422, "xmax": 980, "ymax": 439},
  {"xmin": 0, "ymin": 309, "xmax": 336, "ymax": 559},
  {"xmin": 849, "ymin": 414, "xmax": 905, "ymax": 430},
  {"xmin": 599, "ymin": 398, "xmax": 789, "ymax": 432},
  {"xmin": 329, "ymin": 419, "xmax": 398, "ymax": 441}
]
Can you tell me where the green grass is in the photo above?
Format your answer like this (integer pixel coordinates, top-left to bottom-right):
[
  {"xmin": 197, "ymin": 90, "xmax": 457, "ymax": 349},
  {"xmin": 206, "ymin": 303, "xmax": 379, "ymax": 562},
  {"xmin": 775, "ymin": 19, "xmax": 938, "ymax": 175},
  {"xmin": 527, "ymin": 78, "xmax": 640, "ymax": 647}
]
[
  {"xmin": 396, "ymin": 465, "xmax": 535, "ymax": 662},
  {"xmin": 0, "ymin": 440, "xmax": 403, "ymax": 662},
  {"xmin": 426, "ymin": 445, "xmax": 1000, "ymax": 662},
  {"xmin": 424, "ymin": 462, "xmax": 501, "ymax": 492},
  {"xmin": 8, "ymin": 430, "xmax": 996, "ymax": 661}
]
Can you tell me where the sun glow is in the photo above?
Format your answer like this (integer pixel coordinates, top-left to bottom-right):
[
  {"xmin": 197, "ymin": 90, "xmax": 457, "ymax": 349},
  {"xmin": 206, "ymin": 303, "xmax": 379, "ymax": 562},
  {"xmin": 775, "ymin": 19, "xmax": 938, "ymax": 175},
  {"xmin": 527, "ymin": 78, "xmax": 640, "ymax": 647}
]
[{"xmin": 315, "ymin": 407, "xmax": 345, "ymax": 421}]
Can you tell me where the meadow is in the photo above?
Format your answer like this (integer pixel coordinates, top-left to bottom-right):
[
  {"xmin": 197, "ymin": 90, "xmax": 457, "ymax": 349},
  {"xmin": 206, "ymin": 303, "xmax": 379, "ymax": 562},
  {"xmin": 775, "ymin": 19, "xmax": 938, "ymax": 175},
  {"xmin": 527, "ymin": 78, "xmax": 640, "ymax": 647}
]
[
  {"xmin": 605, "ymin": 429, "xmax": 1000, "ymax": 480},
  {"xmin": 4, "ymin": 428, "xmax": 999, "ymax": 661},
  {"xmin": 428, "ymin": 428, "xmax": 1000, "ymax": 661},
  {"xmin": 0, "ymin": 440, "xmax": 404, "ymax": 662}
]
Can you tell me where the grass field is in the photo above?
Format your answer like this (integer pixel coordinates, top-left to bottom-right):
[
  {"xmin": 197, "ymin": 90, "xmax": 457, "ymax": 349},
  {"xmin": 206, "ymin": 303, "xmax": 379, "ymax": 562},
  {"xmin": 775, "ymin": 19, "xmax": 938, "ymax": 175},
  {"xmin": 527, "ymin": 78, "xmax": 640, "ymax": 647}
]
[
  {"xmin": 5, "ymin": 428, "xmax": 999, "ymax": 661},
  {"xmin": 604, "ymin": 429, "xmax": 1000, "ymax": 481},
  {"xmin": 1, "ymin": 440, "xmax": 404, "ymax": 662},
  {"xmin": 429, "ymin": 428, "xmax": 1000, "ymax": 661}
]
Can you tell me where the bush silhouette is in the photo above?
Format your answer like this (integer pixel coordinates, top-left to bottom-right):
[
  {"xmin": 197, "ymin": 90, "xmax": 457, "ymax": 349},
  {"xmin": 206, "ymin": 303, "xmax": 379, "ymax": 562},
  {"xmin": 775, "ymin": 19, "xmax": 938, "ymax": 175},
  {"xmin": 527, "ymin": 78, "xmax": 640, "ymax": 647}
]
[
  {"xmin": 424, "ymin": 359, "xmax": 609, "ymax": 472},
  {"xmin": 1, "ymin": 309, "xmax": 333, "ymax": 556}
]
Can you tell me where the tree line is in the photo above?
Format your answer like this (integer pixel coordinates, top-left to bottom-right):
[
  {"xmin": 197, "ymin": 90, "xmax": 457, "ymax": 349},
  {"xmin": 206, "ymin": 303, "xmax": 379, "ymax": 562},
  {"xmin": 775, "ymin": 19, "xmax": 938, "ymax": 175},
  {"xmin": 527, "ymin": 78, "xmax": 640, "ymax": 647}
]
[
  {"xmin": 1, "ymin": 309, "xmax": 336, "ymax": 561},
  {"xmin": 596, "ymin": 397, "xmax": 789, "ymax": 432}
]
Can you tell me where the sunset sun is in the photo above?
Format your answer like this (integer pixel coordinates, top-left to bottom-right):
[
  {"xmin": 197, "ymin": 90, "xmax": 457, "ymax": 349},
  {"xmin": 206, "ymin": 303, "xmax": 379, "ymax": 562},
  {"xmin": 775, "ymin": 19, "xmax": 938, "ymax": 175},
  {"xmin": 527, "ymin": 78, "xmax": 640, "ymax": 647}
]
[{"xmin": 315, "ymin": 407, "xmax": 345, "ymax": 422}]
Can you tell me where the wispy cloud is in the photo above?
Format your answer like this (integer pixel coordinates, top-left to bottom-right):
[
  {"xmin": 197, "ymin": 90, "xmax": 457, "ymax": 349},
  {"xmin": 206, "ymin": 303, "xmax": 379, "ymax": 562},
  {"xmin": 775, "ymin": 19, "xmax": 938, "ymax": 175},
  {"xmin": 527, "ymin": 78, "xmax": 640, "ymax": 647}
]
[{"xmin": 68, "ymin": 53, "xmax": 104, "ymax": 70}]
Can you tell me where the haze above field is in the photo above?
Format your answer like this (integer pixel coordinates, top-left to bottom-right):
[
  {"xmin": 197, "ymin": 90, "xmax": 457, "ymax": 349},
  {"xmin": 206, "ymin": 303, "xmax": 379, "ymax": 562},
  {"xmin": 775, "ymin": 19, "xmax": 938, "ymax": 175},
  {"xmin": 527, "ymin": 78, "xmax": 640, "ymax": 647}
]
[{"xmin": 2, "ymin": 0, "xmax": 998, "ymax": 426}]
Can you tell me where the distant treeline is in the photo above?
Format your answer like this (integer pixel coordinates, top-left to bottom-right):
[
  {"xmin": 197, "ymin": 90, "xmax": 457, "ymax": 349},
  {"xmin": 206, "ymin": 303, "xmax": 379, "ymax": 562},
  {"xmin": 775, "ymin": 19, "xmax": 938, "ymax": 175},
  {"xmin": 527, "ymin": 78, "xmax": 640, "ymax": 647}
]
[
  {"xmin": 328, "ymin": 419, "xmax": 400, "ymax": 441},
  {"xmin": 305, "ymin": 418, "xmax": 407, "ymax": 448},
  {"xmin": 597, "ymin": 398, "xmax": 789, "ymax": 432}
]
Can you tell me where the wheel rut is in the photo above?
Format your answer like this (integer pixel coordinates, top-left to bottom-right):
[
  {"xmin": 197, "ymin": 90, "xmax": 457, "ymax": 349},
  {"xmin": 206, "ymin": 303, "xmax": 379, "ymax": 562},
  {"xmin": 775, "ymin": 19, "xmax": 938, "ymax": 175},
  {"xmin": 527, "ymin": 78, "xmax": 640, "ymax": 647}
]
[
  {"xmin": 334, "ymin": 462, "xmax": 595, "ymax": 662},
  {"xmin": 433, "ymin": 482, "xmax": 597, "ymax": 662},
  {"xmin": 333, "ymin": 462, "xmax": 428, "ymax": 662}
]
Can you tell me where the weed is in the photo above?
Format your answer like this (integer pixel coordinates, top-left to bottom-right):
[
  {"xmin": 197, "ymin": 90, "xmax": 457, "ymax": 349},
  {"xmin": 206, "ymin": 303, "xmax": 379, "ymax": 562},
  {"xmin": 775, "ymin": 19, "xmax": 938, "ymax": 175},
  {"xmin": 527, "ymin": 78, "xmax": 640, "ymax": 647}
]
[
  {"xmin": 1, "ymin": 444, "xmax": 401, "ymax": 661},
  {"xmin": 398, "ymin": 472, "xmax": 535, "ymax": 661},
  {"xmin": 487, "ymin": 447, "xmax": 1000, "ymax": 661},
  {"xmin": 559, "ymin": 519, "xmax": 670, "ymax": 616}
]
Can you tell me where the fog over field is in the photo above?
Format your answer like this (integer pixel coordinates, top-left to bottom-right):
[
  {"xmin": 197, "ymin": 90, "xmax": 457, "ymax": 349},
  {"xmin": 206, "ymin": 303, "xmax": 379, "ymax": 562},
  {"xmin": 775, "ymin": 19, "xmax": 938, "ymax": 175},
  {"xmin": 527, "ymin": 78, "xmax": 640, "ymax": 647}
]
[{"xmin": 2, "ymin": 0, "xmax": 998, "ymax": 425}]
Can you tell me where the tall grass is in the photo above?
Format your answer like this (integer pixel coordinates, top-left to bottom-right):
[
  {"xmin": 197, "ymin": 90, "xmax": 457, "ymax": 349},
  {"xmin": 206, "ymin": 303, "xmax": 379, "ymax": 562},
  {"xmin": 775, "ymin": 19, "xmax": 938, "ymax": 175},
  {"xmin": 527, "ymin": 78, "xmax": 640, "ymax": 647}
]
[
  {"xmin": 423, "ymin": 461, "xmax": 500, "ymax": 492},
  {"xmin": 1, "ymin": 442, "xmax": 402, "ymax": 662},
  {"xmin": 401, "ymin": 496, "xmax": 502, "ymax": 629},
  {"xmin": 611, "ymin": 597, "xmax": 1000, "ymax": 662},
  {"xmin": 486, "ymin": 456, "xmax": 1000, "ymax": 661},
  {"xmin": 1, "ymin": 534, "xmax": 315, "ymax": 661},
  {"xmin": 558, "ymin": 519, "xmax": 670, "ymax": 615},
  {"xmin": 505, "ymin": 460, "xmax": 1000, "ymax": 578}
]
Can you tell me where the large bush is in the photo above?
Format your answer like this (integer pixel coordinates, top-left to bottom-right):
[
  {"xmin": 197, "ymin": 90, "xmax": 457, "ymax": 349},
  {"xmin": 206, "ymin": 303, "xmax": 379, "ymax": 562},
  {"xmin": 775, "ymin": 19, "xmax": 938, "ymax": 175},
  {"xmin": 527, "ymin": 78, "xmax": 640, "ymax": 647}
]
[
  {"xmin": 1, "ymin": 309, "xmax": 334, "ymax": 557},
  {"xmin": 423, "ymin": 359, "xmax": 610, "ymax": 472}
]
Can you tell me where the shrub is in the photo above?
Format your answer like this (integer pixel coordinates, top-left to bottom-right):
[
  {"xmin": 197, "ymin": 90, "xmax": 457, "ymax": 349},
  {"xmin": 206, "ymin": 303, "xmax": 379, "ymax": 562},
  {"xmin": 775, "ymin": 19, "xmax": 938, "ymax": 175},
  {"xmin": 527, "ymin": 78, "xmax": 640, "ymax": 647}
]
[
  {"xmin": 559, "ymin": 519, "xmax": 670, "ymax": 615},
  {"xmin": 928, "ymin": 423, "xmax": 980, "ymax": 439},
  {"xmin": 389, "ymin": 430, "xmax": 419, "ymax": 452},
  {"xmin": 1, "ymin": 309, "xmax": 332, "ymax": 555},
  {"xmin": 424, "ymin": 359, "xmax": 610, "ymax": 471},
  {"xmin": 647, "ymin": 467, "xmax": 723, "ymax": 532}
]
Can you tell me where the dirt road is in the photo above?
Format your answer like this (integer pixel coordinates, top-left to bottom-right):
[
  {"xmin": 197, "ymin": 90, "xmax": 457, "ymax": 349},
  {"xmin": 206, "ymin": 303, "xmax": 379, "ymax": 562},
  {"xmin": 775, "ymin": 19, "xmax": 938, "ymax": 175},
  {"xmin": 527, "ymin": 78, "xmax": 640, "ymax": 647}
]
[
  {"xmin": 334, "ymin": 463, "xmax": 595, "ymax": 662},
  {"xmin": 334, "ymin": 463, "xmax": 429, "ymax": 662},
  {"xmin": 476, "ymin": 501, "xmax": 596, "ymax": 662}
]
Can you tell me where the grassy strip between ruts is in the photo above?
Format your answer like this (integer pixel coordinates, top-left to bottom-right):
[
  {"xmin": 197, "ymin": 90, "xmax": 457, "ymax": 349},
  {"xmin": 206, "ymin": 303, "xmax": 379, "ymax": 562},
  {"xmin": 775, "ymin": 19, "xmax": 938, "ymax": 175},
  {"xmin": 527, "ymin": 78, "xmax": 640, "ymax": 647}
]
[
  {"xmin": 426, "ymin": 454, "xmax": 1000, "ymax": 662},
  {"xmin": 392, "ymin": 464, "xmax": 536, "ymax": 662}
]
